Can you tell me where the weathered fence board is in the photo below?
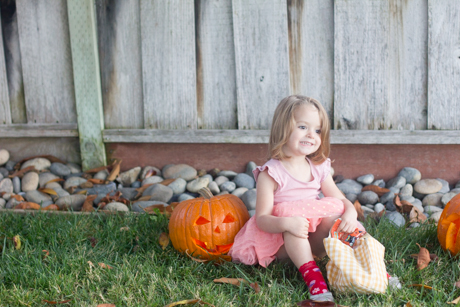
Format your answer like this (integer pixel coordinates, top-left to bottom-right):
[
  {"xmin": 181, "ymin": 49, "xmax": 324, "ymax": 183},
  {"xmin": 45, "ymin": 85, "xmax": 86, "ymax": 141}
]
[
  {"xmin": 140, "ymin": 0, "xmax": 197, "ymax": 130},
  {"xmin": 1, "ymin": 2, "xmax": 26, "ymax": 124},
  {"xmin": 195, "ymin": 0, "xmax": 237, "ymax": 129},
  {"xmin": 96, "ymin": 0, "xmax": 144, "ymax": 129},
  {"xmin": 428, "ymin": 0, "xmax": 460, "ymax": 130},
  {"xmin": 334, "ymin": 0, "xmax": 427, "ymax": 130},
  {"xmin": 287, "ymin": 0, "xmax": 334, "ymax": 119},
  {"xmin": 0, "ymin": 13, "xmax": 11, "ymax": 125},
  {"xmin": 16, "ymin": 0, "xmax": 76, "ymax": 124},
  {"xmin": 232, "ymin": 0, "xmax": 290, "ymax": 130}
]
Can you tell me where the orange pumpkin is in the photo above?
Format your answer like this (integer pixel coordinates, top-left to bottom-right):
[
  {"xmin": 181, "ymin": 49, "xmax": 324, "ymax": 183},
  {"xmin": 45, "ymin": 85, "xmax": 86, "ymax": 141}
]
[
  {"xmin": 169, "ymin": 187, "xmax": 249, "ymax": 260},
  {"xmin": 437, "ymin": 193, "xmax": 460, "ymax": 255}
]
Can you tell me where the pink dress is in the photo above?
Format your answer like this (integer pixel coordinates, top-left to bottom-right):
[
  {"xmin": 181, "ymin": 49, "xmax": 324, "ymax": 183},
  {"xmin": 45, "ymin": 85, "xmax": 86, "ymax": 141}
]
[{"xmin": 229, "ymin": 158, "xmax": 364, "ymax": 267}]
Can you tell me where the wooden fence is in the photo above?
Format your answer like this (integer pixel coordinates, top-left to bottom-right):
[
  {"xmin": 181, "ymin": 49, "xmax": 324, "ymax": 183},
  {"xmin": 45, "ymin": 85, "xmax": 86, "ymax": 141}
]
[{"xmin": 0, "ymin": 0, "xmax": 459, "ymax": 169}]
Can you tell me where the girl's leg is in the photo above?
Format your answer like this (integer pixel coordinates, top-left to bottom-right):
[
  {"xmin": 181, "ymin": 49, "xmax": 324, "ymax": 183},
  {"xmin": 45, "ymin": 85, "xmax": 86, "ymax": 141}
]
[{"xmin": 308, "ymin": 215, "xmax": 341, "ymax": 258}]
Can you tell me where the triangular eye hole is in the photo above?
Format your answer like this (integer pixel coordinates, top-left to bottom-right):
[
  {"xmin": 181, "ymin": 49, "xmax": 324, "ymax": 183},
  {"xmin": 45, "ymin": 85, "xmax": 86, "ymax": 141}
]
[
  {"xmin": 195, "ymin": 216, "xmax": 211, "ymax": 225},
  {"xmin": 222, "ymin": 213, "xmax": 236, "ymax": 223},
  {"xmin": 214, "ymin": 226, "xmax": 221, "ymax": 233}
]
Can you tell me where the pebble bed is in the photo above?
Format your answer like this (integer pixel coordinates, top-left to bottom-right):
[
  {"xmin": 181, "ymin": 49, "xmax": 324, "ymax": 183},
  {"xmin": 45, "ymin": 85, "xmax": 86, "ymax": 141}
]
[{"xmin": 1, "ymin": 148, "xmax": 459, "ymax": 228}]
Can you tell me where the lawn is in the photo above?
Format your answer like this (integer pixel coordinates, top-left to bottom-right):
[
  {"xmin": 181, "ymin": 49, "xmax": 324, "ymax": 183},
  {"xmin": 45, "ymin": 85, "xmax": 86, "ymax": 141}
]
[{"xmin": 0, "ymin": 211, "xmax": 458, "ymax": 307}]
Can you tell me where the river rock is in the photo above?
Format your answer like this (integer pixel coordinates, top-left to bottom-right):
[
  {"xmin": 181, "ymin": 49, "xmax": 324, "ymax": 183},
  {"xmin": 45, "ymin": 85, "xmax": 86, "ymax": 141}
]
[
  {"xmin": 215, "ymin": 176, "xmax": 229, "ymax": 187},
  {"xmin": 13, "ymin": 177, "xmax": 21, "ymax": 194},
  {"xmin": 242, "ymin": 189, "xmax": 257, "ymax": 211},
  {"xmin": 414, "ymin": 179, "xmax": 443, "ymax": 195},
  {"xmin": 0, "ymin": 149, "xmax": 9, "ymax": 166},
  {"xmin": 357, "ymin": 191, "xmax": 379, "ymax": 205},
  {"xmin": 52, "ymin": 187, "xmax": 70, "ymax": 198},
  {"xmin": 442, "ymin": 192, "xmax": 457, "ymax": 207},
  {"xmin": 371, "ymin": 179, "xmax": 386, "ymax": 188},
  {"xmin": 345, "ymin": 193, "xmax": 358, "ymax": 203},
  {"xmin": 64, "ymin": 177, "xmax": 87, "ymax": 189},
  {"xmin": 380, "ymin": 191, "xmax": 395, "ymax": 204},
  {"xmin": 383, "ymin": 211, "xmax": 406, "ymax": 227},
  {"xmin": 163, "ymin": 164, "xmax": 197, "ymax": 181},
  {"xmin": 233, "ymin": 173, "xmax": 255, "ymax": 189},
  {"xmin": 399, "ymin": 184, "xmax": 413, "ymax": 198},
  {"xmin": 178, "ymin": 193, "xmax": 195, "ymax": 202},
  {"xmin": 131, "ymin": 201, "xmax": 168, "ymax": 213},
  {"xmin": 412, "ymin": 198, "xmax": 423, "ymax": 208},
  {"xmin": 22, "ymin": 172, "xmax": 39, "ymax": 192},
  {"xmin": 357, "ymin": 174, "xmax": 374, "ymax": 185},
  {"xmin": 24, "ymin": 190, "xmax": 52, "ymax": 204},
  {"xmin": 66, "ymin": 162, "xmax": 82, "ymax": 174},
  {"xmin": 398, "ymin": 167, "xmax": 422, "ymax": 184},
  {"xmin": 117, "ymin": 167, "xmax": 141, "ymax": 186},
  {"xmin": 21, "ymin": 158, "xmax": 51, "ymax": 171},
  {"xmin": 141, "ymin": 176, "xmax": 163, "ymax": 186},
  {"xmin": 0, "ymin": 173, "xmax": 3, "ymax": 181},
  {"xmin": 142, "ymin": 184, "xmax": 173, "ymax": 203},
  {"xmin": 422, "ymin": 193, "xmax": 443, "ymax": 207},
  {"xmin": 55, "ymin": 194, "xmax": 86, "ymax": 211},
  {"xmin": 400, "ymin": 195, "xmax": 416, "ymax": 204},
  {"xmin": 0, "ymin": 198, "xmax": 5, "ymax": 209},
  {"xmin": 94, "ymin": 170, "xmax": 109, "ymax": 180},
  {"xmin": 85, "ymin": 182, "xmax": 117, "ymax": 195},
  {"xmin": 0, "ymin": 168, "xmax": 7, "ymax": 178},
  {"xmin": 429, "ymin": 211, "xmax": 442, "ymax": 223},
  {"xmin": 186, "ymin": 177, "xmax": 209, "ymax": 193},
  {"xmin": 140, "ymin": 166, "xmax": 162, "ymax": 179},
  {"xmin": 386, "ymin": 176, "xmax": 406, "ymax": 189},
  {"xmin": 0, "ymin": 178, "xmax": 13, "ymax": 193},
  {"xmin": 232, "ymin": 187, "xmax": 248, "ymax": 198},
  {"xmin": 104, "ymin": 202, "xmax": 129, "ymax": 212},
  {"xmin": 39, "ymin": 172, "xmax": 59, "ymax": 188},
  {"xmin": 336, "ymin": 179, "xmax": 363, "ymax": 195},
  {"xmin": 167, "ymin": 178, "xmax": 186, "ymax": 195},
  {"xmin": 374, "ymin": 203, "xmax": 385, "ymax": 213},
  {"xmin": 220, "ymin": 181, "xmax": 236, "ymax": 193},
  {"xmin": 50, "ymin": 162, "xmax": 71, "ymax": 177},
  {"xmin": 117, "ymin": 187, "xmax": 138, "ymax": 201},
  {"xmin": 218, "ymin": 170, "xmax": 238, "ymax": 179},
  {"xmin": 436, "ymin": 178, "xmax": 450, "ymax": 194},
  {"xmin": 5, "ymin": 160, "xmax": 15, "ymax": 171},
  {"xmin": 424, "ymin": 206, "xmax": 443, "ymax": 214},
  {"xmin": 246, "ymin": 161, "xmax": 257, "ymax": 179},
  {"xmin": 385, "ymin": 200, "xmax": 397, "ymax": 212},
  {"xmin": 208, "ymin": 181, "xmax": 220, "ymax": 195},
  {"xmin": 5, "ymin": 197, "xmax": 22, "ymax": 209}
]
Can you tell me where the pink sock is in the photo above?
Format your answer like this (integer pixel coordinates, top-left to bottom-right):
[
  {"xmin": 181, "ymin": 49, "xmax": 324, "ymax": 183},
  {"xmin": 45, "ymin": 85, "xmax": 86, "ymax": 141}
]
[{"xmin": 299, "ymin": 261, "xmax": 329, "ymax": 295}]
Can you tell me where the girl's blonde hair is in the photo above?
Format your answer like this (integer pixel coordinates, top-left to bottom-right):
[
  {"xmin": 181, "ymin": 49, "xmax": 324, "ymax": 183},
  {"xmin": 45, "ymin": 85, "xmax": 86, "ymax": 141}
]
[{"xmin": 268, "ymin": 95, "xmax": 330, "ymax": 164}]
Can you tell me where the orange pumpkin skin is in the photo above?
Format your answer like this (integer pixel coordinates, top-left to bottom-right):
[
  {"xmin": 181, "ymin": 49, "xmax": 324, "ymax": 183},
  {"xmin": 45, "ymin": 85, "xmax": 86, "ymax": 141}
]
[
  {"xmin": 168, "ymin": 188, "xmax": 249, "ymax": 260},
  {"xmin": 437, "ymin": 193, "xmax": 460, "ymax": 255}
]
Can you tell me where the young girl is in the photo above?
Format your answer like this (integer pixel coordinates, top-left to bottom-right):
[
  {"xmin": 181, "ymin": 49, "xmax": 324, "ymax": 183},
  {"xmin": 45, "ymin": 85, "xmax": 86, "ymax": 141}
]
[{"xmin": 229, "ymin": 95, "xmax": 365, "ymax": 302}]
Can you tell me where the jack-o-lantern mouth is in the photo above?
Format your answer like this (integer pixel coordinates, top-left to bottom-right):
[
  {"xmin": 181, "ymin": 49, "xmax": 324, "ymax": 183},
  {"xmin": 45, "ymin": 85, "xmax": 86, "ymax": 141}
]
[{"xmin": 192, "ymin": 238, "xmax": 233, "ymax": 254}]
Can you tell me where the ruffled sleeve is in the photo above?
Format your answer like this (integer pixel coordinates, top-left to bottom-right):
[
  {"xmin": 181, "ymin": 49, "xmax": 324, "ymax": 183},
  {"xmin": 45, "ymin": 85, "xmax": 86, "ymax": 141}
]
[
  {"xmin": 252, "ymin": 159, "xmax": 283, "ymax": 190},
  {"xmin": 318, "ymin": 158, "xmax": 331, "ymax": 183}
]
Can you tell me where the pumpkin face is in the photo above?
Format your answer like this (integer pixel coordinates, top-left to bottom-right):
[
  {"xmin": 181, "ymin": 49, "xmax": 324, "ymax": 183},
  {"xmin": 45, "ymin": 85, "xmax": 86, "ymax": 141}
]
[
  {"xmin": 169, "ymin": 188, "xmax": 249, "ymax": 260},
  {"xmin": 437, "ymin": 193, "xmax": 460, "ymax": 255}
]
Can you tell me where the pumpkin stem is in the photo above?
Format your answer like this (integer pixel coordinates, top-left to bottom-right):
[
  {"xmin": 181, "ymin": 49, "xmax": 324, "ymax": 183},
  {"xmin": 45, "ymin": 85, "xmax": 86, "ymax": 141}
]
[{"xmin": 198, "ymin": 187, "xmax": 214, "ymax": 199}]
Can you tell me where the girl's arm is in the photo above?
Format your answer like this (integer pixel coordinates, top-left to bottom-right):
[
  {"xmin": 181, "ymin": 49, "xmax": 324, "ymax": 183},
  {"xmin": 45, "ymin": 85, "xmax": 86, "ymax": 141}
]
[
  {"xmin": 255, "ymin": 170, "xmax": 309, "ymax": 239},
  {"xmin": 321, "ymin": 174, "xmax": 358, "ymax": 233}
]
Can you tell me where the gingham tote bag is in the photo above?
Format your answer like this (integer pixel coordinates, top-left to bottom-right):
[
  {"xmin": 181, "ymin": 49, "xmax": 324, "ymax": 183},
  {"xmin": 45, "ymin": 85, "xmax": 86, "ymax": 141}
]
[{"xmin": 324, "ymin": 233, "xmax": 388, "ymax": 294}]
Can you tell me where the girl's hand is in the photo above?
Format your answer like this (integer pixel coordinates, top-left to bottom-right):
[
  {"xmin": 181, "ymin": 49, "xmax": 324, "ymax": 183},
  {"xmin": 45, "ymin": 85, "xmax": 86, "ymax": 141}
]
[
  {"xmin": 285, "ymin": 217, "xmax": 310, "ymax": 239},
  {"xmin": 338, "ymin": 207, "xmax": 358, "ymax": 233}
]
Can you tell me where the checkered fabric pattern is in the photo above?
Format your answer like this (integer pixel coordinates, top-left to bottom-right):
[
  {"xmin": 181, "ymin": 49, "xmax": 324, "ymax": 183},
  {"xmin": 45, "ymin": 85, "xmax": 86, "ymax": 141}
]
[{"xmin": 324, "ymin": 234, "xmax": 388, "ymax": 294}]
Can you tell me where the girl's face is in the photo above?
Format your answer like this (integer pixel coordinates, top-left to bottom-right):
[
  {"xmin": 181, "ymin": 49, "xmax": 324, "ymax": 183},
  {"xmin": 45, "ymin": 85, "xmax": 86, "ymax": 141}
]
[{"xmin": 283, "ymin": 104, "xmax": 322, "ymax": 158}]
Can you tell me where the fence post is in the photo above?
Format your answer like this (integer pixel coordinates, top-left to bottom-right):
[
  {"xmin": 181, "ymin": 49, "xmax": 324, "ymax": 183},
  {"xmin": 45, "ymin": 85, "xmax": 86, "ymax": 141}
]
[{"xmin": 67, "ymin": 0, "xmax": 106, "ymax": 170}]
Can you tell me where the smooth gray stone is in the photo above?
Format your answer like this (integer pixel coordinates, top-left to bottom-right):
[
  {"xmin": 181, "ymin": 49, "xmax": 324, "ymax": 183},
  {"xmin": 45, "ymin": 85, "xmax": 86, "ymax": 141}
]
[
  {"xmin": 94, "ymin": 170, "xmax": 109, "ymax": 180},
  {"xmin": 21, "ymin": 158, "xmax": 51, "ymax": 171},
  {"xmin": 442, "ymin": 192, "xmax": 457, "ymax": 207},
  {"xmin": 0, "ymin": 173, "xmax": 3, "ymax": 181},
  {"xmin": 380, "ymin": 191, "xmax": 395, "ymax": 204},
  {"xmin": 186, "ymin": 177, "xmax": 210, "ymax": 193},
  {"xmin": 117, "ymin": 187, "xmax": 138, "ymax": 201},
  {"xmin": 233, "ymin": 173, "xmax": 255, "ymax": 189},
  {"xmin": 24, "ymin": 190, "xmax": 52, "ymax": 204},
  {"xmin": 52, "ymin": 188, "xmax": 70, "ymax": 198},
  {"xmin": 399, "ymin": 184, "xmax": 413, "ymax": 198},
  {"xmin": 398, "ymin": 167, "xmax": 422, "ymax": 184},
  {"xmin": 383, "ymin": 211, "xmax": 406, "ymax": 227},
  {"xmin": 374, "ymin": 203, "xmax": 385, "ymax": 213},
  {"xmin": 84, "ymin": 182, "xmax": 117, "ymax": 195},
  {"xmin": 386, "ymin": 176, "xmax": 406, "ymax": 189},
  {"xmin": 336, "ymin": 179, "xmax": 363, "ymax": 194},
  {"xmin": 232, "ymin": 187, "xmax": 248, "ymax": 199},
  {"xmin": 385, "ymin": 200, "xmax": 397, "ymax": 212},
  {"xmin": 93, "ymin": 191, "xmax": 118, "ymax": 205},
  {"xmin": 0, "ymin": 168, "xmax": 7, "ymax": 177},
  {"xmin": 437, "ymin": 178, "xmax": 450, "ymax": 194},
  {"xmin": 117, "ymin": 166, "xmax": 141, "ymax": 186},
  {"xmin": 217, "ymin": 170, "xmax": 238, "ymax": 179},
  {"xmin": 104, "ymin": 202, "xmax": 129, "ymax": 212},
  {"xmin": 245, "ymin": 161, "xmax": 257, "ymax": 179},
  {"xmin": 21, "ymin": 172, "xmax": 39, "ymax": 192},
  {"xmin": 215, "ymin": 176, "xmax": 229, "ymax": 186},
  {"xmin": 131, "ymin": 181, "xmax": 141, "ymax": 188},
  {"xmin": 0, "ymin": 149, "xmax": 8, "ymax": 166},
  {"xmin": 429, "ymin": 211, "xmax": 442, "ymax": 223},
  {"xmin": 50, "ymin": 162, "xmax": 71, "ymax": 177},
  {"xmin": 414, "ymin": 179, "xmax": 443, "ymax": 195},
  {"xmin": 424, "ymin": 206, "xmax": 442, "ymax": 213},
  {"xmin": 140, "ymin": 166, "xmax": 162, "ymax": 179},
  {"xmin": 356, "ymin": 174, "xmax": 374, "ymax": 185},
  {"xmin": 371, "ymin": 179, "xmax": 386, "ymax": 188},
  {"xmin": 64, "ymin": 177, "xmax": 87, "ymax": 189},
  {"xmin": 400, "ymin": 195, "xmax": 416, "ymax": 203},
  {"xmin": 412, "ymin": 198, "xmax": 423, "ymax": 208},
  {"xmin": 168, "ymin": 178, "xmax": 187, "ymax": 195},
  {"xmin": 141, "ymin": 176, "xmax": 163, "ymax": 186},
  {"xmin": 178, "ymin": 193, "xmax": 195, "ymax": 202},
  {"xmin": 0, "ymin": 178, "xmax": 13, "ymax": 193},
  {"xmin": 220, "ymin": 181, "xmax": 236, "ymax": 193},
  {"xmin": 345, "ymin": 193, "xmax": 358, "ymax": 203},
  {"xmin": 422, "ymin": 193, "xmax": 443, "ymax": 207},
  {"xmin": 0, "ymin": 198, "xmax": 5, "ymax": 209},
  {"xmin": 201, "ymin": 174, "xmax": 213, "ymax": 183},
  {"xmin": 413, "ymin": 190, "xmax": 426, "ymax": 200},
  {"xmin": 242, "ymin": 189, "xmax": 257, "ymax": 211},
  {"xmin": 208, "ymin": 181, "xmax": 220, "ymax": 195},
  {"xmin": 40, "ymin": 200, "xmax": 54, "ymax": 208},
  {"xmin": 55, "ymin": 195, "xmax": 86, "ymax": 211},
  {"xmin": 131, "ymin": 201, "xmax": 168, "ymax": 213},
  {"xmin": 389, "ymin": 187, "xmax": 401, "ymax": 194},
  {"xmin": 357, "ymin": 191, "xmax": 379, "ymax": 205},
  {"xmin": 39, "ymin": 172, "xmax": 60, "ymax": 188},
  {"xmin": 5, "ymin": 161, "xmax": 16, "ymax": 171},
  {"xmin": 362, "ymin": 206, "xmax": 375, "ymax": 213},
  {"xmin": 163, "ymin": 164, "xmax": 197, "ymax": 181},
  {"xmin": 13, "ymin": 177, "xmax": 21, "ymax": 194},
  {"xmin": 66, "ymin": 162, "xmax": 82, "ymax": 174},
  {"xmin": 142, "ymin": 184, "xmax": 173, "ymax": 203},
  {"xmin": 6, "ymin": 198, "xmax": 22, "ymax": 209}
]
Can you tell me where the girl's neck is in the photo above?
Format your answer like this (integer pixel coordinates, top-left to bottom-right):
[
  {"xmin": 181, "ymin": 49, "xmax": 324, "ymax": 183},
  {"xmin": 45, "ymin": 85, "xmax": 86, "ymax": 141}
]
[{"xmin": 280, "ymin": 155, "xmax": 313, "ymax": 182}]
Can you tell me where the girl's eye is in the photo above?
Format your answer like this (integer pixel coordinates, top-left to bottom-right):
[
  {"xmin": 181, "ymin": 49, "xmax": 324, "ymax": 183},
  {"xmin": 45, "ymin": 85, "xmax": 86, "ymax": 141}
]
[
  {"xmin": 299, "ymin": 126, "xmax": 306, "ymax": 130},
  {"xmin": 315, "ymin": 129, "xmax": 321, "ymax": 134}
]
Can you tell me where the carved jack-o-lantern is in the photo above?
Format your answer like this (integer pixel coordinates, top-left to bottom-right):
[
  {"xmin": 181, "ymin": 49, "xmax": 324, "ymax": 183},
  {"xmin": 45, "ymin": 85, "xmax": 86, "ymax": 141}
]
[
  {"xmin": 169, "ymin": 187, "xmax": 249, "ymax": 260},
  {"xmin": 438, "ymin": 193, "xmax": 460, "ymax": 255}
]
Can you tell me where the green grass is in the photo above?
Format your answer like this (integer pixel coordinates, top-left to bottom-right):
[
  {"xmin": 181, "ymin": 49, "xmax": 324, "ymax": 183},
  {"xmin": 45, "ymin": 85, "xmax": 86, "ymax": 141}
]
[{"xmin": 0, "ymin": 212, "xmax": 459, "ymax": 307}]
